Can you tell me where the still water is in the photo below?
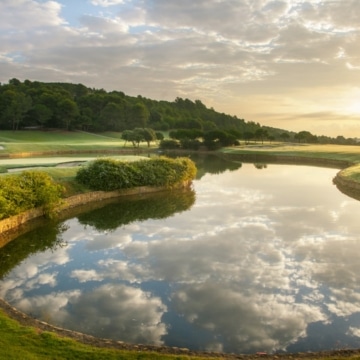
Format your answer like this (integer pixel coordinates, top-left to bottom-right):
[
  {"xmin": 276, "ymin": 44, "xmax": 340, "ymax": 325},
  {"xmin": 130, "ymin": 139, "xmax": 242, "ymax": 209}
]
[{"xmin": 1, "ymin": 156, "xmax": 360, "ymax": 354}]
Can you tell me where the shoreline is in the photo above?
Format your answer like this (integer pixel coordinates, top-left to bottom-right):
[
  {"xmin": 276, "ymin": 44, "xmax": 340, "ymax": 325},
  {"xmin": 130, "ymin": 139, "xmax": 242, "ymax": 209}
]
[
  {"xmin": 2, "ymin": 298, "xmax": 360, "ymax": 359},
  {"xmin": 0, "ymin": 182, "xmax": 191, "ymax": 246},
  {"xmin": 1, "ymin": 151, "xmax": 360, "ymax": 358}
]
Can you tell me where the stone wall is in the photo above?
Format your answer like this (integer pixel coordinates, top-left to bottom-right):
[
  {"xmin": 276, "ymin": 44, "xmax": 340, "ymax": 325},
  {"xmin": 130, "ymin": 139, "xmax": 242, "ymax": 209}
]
[
  {"xmin": 0, "ymin": 181, "xmax": 191, "ymax": 247},
  {"xmin": 0, "ymin": 208, "xmax": 44, "ymax": 235}
]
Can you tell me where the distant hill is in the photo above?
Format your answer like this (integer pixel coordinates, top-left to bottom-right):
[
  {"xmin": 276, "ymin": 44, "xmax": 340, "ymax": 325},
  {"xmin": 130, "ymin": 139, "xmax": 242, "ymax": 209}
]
[{"xmin": 0, "ymin": 78, "xmax": 356, "ymax": 145}]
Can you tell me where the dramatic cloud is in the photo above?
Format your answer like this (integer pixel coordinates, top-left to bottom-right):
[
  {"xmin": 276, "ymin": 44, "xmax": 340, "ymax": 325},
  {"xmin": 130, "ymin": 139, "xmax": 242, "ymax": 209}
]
[{"xmin": 0, "ymin": 0, "xmax": 359, "ymax": 136}]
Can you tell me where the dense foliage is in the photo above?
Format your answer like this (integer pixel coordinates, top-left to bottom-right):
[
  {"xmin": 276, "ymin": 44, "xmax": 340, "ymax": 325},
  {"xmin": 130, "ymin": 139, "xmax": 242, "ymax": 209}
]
[
  {"xmin": 0, "ymin": 78, "xmax": 357, "ymax": 145},
  {"xmin": 76, "ymin": 157, "xmax": 197, "ymax": 191},
  {"xmin": 0, "ymin": 78, "xmax": 250, "ymax": 133},
  {"xmin": 0, "ymin": 171, "xmax": 64, "ymax": 220}
]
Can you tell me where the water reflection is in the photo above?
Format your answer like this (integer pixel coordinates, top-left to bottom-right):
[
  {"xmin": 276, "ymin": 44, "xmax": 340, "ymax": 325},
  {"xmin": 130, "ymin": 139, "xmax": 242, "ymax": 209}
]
[
  {"xmin": 1, "ymin": 159, "xmax": 360, "ymax": 354},
  {"xmin": 77, "ymin": 189, "xmax": 196, "ymax": 231}
]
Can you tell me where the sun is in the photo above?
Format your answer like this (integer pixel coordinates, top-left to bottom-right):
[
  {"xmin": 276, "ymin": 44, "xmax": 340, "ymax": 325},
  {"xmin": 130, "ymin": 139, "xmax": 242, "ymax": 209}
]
[
  {"xmin": 348, "ymin": 100, "xmax": 360, "ymax": 114},
  {"xmin": 345, "ymin": 89, "xmax": 360, "ymax": 115}
]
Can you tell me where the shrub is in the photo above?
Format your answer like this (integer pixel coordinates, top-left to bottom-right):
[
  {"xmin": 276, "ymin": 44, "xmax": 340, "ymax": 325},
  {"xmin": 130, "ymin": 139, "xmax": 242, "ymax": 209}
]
[
  {"xmin": 0, "ymin": 166, "xmax": 7, "ymax": 173},
  {"xmin": 159, "ymin": 139, "xmax": 180, "ymax": 149},
  {"xmin": 0, "ymin": 171, "xmax": 64, "ymax": 220},
  {"xmin": 76, "ymin": 157, "xmax": 197, "ymax": 191},
  {"xmin": 76, "ymin": 158, "xmax": 140, "ymax": 191},
  {"xmin": 180, "ymin": 138, "xmax": 201, "ymax": 150}
]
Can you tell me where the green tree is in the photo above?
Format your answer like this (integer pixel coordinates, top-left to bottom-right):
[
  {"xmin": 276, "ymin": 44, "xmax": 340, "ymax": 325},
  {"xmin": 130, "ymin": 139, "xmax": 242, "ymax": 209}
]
[
  {"xmin": 141, "ymin": 128, "xmax": 157, "ymax": 147},
  {"xmin": 280, "ymin": 132, "xmax": 290, "ymax": 142},
  {"xmin": 99, "ymin": 102, "xmax": 125, "ymax": 131},
  {"xmin": 32, "ymin": 103, "xmax": 53, "ymax": 127},
  {"xmin": 58, "ymin": 98, "xmax": 79, "ymax": 130},
  {"xmin": 255, "ymin": 128, "xmax": 268, "ymax": 144},
  {"xmin": 121, "ymin": 129, "xmax": 144, "ymax": 147},
  {"xmin": 1, "ymin": 90, "xmax": 32, "ymax": 130},
  {"xmin": 155, "ymin": 131, "xmax": 164, "ymax": 142},
  {"xmin": 130, "ymin": 102, "xmax": 149, "ymax": 128}
]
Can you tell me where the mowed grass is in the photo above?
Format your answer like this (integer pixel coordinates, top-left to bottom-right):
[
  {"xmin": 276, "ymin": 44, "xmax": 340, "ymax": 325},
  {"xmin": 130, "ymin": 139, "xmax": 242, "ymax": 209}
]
[
  {"xmin": 337, "ymin": 164, "xmax": 360, "ymax": 182},
  {"xmin": 0, "ymin": 155, "xmax": 148, "ymax": 168},
  {"xmin": 222, "ymin": 143, "xmax": 360, "ymax": 163},
  {"xmin": 0, "ymin": 130, "xmax": 127, "ymax": 143},
  {"xmin": 0, "ymin": 130, "xmax": 157, "ymax": 153},
  {"xmin": 0, "ymin": 310, "xmax": 209, "ymax": 360}
]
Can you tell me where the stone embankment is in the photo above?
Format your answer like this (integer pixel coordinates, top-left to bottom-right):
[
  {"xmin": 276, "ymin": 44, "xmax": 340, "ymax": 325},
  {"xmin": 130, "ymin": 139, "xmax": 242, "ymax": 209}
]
[{"xmin": 0, "ymin": 182, "xmax": 191, "ymax": 247}]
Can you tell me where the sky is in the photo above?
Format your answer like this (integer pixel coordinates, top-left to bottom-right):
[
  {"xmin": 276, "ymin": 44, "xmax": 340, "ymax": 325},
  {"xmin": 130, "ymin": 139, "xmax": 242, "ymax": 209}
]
[{"xmin": 0, "ymin": 0, "xmax": 360, "ymax": 137}]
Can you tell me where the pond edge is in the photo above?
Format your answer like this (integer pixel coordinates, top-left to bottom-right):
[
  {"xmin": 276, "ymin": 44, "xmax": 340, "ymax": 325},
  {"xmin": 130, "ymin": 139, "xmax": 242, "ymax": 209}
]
[{"xmin": 0, "ymin": 181, "xmax": 191, "ymax": 247}]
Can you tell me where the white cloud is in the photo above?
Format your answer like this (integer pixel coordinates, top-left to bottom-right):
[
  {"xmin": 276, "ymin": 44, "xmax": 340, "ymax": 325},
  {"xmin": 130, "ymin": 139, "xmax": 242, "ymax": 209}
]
[
  {"xmin": 171, "ymin": 283, "xmax": 326, "ymax": 353},
  {"xmin": 0, "ymin": 0, "xmax": 65, "ymax": 30},
  {"xmin": 66, "ymin": 284, "xmax": 167, "ymax": 343},
  {"xmin": 0, "ymin": 0, "xmax": 359, "ymax": 136},
  {"xmin": 91, "ymin": 0, "xmax": 124, "ymax": 7}
]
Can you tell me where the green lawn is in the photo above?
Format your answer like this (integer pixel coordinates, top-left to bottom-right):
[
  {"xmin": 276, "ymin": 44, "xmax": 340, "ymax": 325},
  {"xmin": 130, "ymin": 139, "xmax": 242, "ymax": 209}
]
[
  {"xmin": 0, "ymin": 130, "xmax": 157, "ymax": 153},
  {"xmin": 221, "ymin": 143, "xmax": 360, "ymax": 163},
  {"xmin": 0, "ymin": 310, "xmax": 208, "ymax": 360}
]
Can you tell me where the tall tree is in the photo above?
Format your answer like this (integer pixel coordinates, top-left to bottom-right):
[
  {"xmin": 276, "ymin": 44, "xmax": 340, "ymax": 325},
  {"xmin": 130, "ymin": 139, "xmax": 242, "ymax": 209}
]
[
  {"xmin": 1, "ymin": 90, "xmax": 32, "ymax": 130},
  {"xmin": 58, "ymin": 98, "xmax": 79, "ymax": 130},
  {"xmin": 130, "ymin": 102, "xmax": 149, "ymax": 128},
  {"xmin": 141, "ymin": 128, "xmax": 156, "ymax": 147}
]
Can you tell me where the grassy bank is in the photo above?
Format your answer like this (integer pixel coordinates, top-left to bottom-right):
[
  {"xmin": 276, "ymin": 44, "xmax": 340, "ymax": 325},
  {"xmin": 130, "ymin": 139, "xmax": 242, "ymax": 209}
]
[
  {"xmin": 221, "ymin": 143, "xmax": 360, "ymax": 164},
  {"xmin": 2, "ymin": 308, "xmax": 360, "ymax": 360},
  {"xmin": 336, "ymin": 163, "xmax": 360, "ymax": 182},
  {"xmin": 0, "ymin": 309, "xmax": 211, "ymax": 360},
  {"xmin": 221, "ymin": 144, "xmax": 360, "ymax": 192}
]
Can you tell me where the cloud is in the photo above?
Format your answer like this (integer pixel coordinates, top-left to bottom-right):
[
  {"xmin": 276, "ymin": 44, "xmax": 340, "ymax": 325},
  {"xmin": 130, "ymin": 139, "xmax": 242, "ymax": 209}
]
[
  {"xmin": 0, "ymin": 0, "xmax": 359, "ymax": 138},
  {"xmin": 65, "ymin": 284, "xmax": 167, "ymax": 344},
  {"xmin": 91, "ymin": 0, "xmax": 124, "ymax": 7},
  {"xmin": 0, "ymin": 0, "xmax": 65, "ymax": 30},
  {"xmin": 171, "ymin": 282, "xmax": 326, "ymax": 353}
]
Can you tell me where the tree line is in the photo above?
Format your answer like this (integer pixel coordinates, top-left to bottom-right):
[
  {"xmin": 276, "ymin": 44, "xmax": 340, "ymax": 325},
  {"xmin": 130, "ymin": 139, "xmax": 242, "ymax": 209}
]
[{"xmin": 0, "ymin": 78, "xmax": 357, "ymax": 146}]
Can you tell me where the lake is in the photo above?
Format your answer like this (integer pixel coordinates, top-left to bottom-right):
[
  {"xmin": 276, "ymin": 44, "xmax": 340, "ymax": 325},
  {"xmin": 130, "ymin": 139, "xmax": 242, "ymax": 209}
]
[{"xmin": 1, "ymin": 155, "xmax": 360, "ymax": 354}]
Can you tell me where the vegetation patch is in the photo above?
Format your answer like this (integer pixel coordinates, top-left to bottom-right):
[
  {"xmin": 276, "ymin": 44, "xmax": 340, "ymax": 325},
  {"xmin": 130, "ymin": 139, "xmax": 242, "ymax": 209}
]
[
  {"xmin": 0, "ymin": 308, "xmax": 210, "ymax": 360},
  {"xmin": 0, "ymin": 171, "xmax": 64, "ymax": 220},
  {"xmin": 337, "ymin": 164, "xmax": 360, "ymax": 182},
  {"xmin": 76, "ymin": 157, "xmax": 197, "ymax": 191}
]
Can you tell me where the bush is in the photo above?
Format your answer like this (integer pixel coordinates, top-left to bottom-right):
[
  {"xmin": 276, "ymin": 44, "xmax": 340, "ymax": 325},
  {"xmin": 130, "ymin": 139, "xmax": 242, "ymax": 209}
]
[
  {"xmin": 0, "ymin": 166, "xmax": 7, "ymax": 173},
  {"xmin": 159, "ymin": 139, "xmax": 180, "ymax": 149},
  {"xmin": 76, "ymin": 158, "xmax": 140, "ymax": 191},
  {"xmin": 0, "ymin": 171, "xmax": 64, "ymax": 220},
  {"xmin": 76, "ymin": 157, "xmax": 197, "ymax": 191},
  {"xmin": 180, "ymin": 138, "xmax": 201, "ymax": 150}
]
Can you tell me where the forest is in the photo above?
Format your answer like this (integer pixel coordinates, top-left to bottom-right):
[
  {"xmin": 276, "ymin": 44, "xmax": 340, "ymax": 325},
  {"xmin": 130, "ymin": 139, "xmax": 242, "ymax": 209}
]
[{"xmin": 0, "ymin": 78, "xmax": 357, "ymax": 146}]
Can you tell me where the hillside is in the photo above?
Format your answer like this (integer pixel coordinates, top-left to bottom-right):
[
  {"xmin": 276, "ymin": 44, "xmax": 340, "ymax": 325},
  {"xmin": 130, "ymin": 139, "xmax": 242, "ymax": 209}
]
[{"xmin": 0, "ymin": 78, "xmax": 356, "ymax": 145}]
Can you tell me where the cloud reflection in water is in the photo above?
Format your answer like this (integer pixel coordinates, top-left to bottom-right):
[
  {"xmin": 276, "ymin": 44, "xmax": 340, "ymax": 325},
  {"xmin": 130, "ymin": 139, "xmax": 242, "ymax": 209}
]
[{"xmin": 1, "ymin": 163, "xmax": 360, "ymax": 353}]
